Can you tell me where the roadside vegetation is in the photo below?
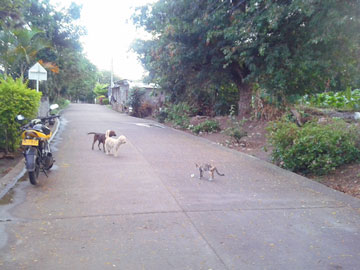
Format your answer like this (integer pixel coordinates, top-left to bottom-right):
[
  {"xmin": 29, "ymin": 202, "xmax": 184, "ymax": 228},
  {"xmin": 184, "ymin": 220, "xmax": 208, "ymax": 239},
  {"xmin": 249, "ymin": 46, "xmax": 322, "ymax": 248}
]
[
  {"xmin": 0, "ymin": 78, "xmax": 41, "ymax": 153},
  {"xmin": 267, "ymin": 117, "xmax": 360, "ymax": 175}
]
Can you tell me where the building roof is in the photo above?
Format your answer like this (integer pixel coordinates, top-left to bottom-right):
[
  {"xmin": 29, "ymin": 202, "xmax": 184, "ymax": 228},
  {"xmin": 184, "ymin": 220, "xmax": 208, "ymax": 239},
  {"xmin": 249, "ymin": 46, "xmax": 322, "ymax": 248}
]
[{"xmin": 113, "ymin": 79, "xmax": 159, "ymax": 89}]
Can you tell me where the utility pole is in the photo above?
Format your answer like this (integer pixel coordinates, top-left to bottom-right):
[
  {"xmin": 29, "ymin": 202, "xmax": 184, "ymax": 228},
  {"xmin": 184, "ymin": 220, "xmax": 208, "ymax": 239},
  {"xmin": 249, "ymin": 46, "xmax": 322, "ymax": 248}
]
[{"xmin": 109, "ymin": 58, "xmax": 114, "ymax": 103}]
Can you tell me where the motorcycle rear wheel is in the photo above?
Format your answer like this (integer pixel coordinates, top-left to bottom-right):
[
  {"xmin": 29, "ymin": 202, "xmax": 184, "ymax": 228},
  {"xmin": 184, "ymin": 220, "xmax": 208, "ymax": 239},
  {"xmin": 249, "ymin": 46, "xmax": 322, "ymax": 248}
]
[{"xmin": 29, "ymin": 162, "xmax": 40, "ymax": 185}]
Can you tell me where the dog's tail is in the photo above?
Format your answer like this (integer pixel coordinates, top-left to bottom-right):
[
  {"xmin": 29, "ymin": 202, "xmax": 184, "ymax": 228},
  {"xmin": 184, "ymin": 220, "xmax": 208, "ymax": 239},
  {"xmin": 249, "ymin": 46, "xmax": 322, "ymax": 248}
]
[{"xmin": 87, "ymin": 132, "xmax": 97, "ymax": 135}]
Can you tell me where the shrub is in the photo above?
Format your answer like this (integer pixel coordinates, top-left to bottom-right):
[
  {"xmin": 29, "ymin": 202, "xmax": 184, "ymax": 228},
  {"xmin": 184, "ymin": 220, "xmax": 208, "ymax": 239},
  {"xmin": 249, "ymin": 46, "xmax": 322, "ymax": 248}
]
[
  {"xmin": 0, "ymin": 77, "xmax": 42, "ymax": 153},
  {"xmin": 53, "ymin": 96, "xmax": 70, "ymax": 109},
  {"xmin": 224, "ymin": 108, "xmax": 247, "ymax": 142},
  {"xmin": 138, "ymin": 102, "xmax": 153, "ymax": 118},
  {"xmin": 96, "ymin": 95, "xmax": 105, "ymax": 104},
  {"xmin": 267, "ymin": 118, "xmax": 360, "ymax": 175},
  {"xmin": 102, "ymin": 98, "xmax": 109, "ymax": 105},
  {"xmin": 191, "ymin": 120, "xmax": 220, "ymax": 134},
  {"xmin": 300, "ymin": 88, "xmax": 360, "ymax": 110},
  {"xmin": 156, "ymin": 110, "xmax": 168, "ymax": 123},
  {"xmin": 165, "ymin": 102, "xmax": 193, "ymax": 129},
  {"xmin": 93, "ymin": 82, "xmax": 108, "ymax": 96},
  {"xmin": 225, "ymin": 126, "xmax": 247, "ymax": 142},
  {"xmin": 128, "ymin": 88, "xmax": 145, "ymax": 117}
]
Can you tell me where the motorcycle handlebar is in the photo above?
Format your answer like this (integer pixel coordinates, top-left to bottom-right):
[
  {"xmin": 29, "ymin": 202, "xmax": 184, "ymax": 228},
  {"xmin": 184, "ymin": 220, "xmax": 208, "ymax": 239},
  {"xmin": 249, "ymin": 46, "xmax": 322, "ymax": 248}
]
[
  {"xmin": 20, "ymin": 114, "xmax": 60, "ymax": 129},
  {"xmin": 41, "ymin": 114, "xmax": 60, "ymax": 122}
]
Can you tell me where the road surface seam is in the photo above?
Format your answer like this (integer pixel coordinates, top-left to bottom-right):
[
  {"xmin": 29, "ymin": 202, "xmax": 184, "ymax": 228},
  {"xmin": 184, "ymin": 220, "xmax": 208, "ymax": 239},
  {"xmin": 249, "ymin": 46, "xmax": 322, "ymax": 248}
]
[{"xmin": 0, "ymin": 204, "xmax": 348, "ymax": 223}]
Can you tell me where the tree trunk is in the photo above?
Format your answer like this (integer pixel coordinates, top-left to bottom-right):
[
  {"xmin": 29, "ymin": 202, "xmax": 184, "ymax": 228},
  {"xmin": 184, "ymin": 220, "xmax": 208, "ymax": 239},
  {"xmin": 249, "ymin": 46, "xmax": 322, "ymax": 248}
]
[
  {"xmin": 237, "ymin": 83, "xmax": 252, "ymax": 118},
  {"xmin": 229, "ymin": 62, "xmax": 252, "ymax": 118}
]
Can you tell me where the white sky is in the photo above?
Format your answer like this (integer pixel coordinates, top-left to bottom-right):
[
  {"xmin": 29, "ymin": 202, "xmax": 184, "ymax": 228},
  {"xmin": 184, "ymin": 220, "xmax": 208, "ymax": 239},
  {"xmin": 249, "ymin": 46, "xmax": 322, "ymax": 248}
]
[{"xmin": 51, "ymin": 0, "xmax": 155, "ymax": 81}]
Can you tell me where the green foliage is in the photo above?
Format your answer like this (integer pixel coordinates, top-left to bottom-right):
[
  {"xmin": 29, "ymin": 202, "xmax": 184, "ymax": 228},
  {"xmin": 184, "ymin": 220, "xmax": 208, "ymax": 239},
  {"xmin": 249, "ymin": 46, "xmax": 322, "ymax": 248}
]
[
  {"xmin": 156, "ymin": 110, "xmax": 168, "ymax": 123},
  {"xmin": 132, "ymin": 0, "xmax": 360, "ymax": 114},
  {"xmin": 0, "ymin": 0, "xmax": 26, "ymax": 29},
  {"xmin": 226, "ymin": 127, "xmax": 248, "ymax": 143},
  {"xmin": 163, "ymin": 102, "xmax": 193, "ymax": 129},
  {"xmin": 0, "ymin": 27, "xmax": 50, "ymax": 78},
  {"xmin": 224, "ymin": 112, "xmax": 247, "ymax": 142},
  {"xmin": 0, "ymin": 77, "xmax": 41, "ymax": 152},
  {"xmin": 300, "ymin": 89, "xmax": 360, "ymax": 110},
  {"xmin": 97, "ymin": 70, "xmax": 122, "ymax": 85},
  {"xmin": 102, "ymin": 98, "xmax": 109, "ymax": 105},
  {"xmin": 128, "ymin": 88, "xmax": 145, "ymax": 117},
  {"xmin": 93, "ymin": 82, "xmax": 108, "ymax": 97},
  {"xmin": 52, "ymin": 96, "xmax": 70, "ymax": 109},
  {"xmin": 191, "ymin": 120, "xmax": 220, "ymax": 134},
  {"xmin": 267, "ymin": 118, "xmax": 360, "ymax": 175},
  {"xmin": 96, "ymin": 95, "xmax": 106, "ymax": 105},
  {"xmin": 0, "ymin": 0, "xmax": 97, "ymax": 102},
  {"xmin": 131, "ymin": 0, "xmax": 247, "ymax": 115},
  {"xmin": 214, "ymin": 83, "xmax": 239, "ymax": 116}
]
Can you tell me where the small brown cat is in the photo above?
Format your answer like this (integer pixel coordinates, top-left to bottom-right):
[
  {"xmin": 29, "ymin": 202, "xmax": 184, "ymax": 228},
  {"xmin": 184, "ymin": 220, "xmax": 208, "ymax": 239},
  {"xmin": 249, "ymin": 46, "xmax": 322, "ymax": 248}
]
[{"xmin": 195, "ymin": 163, "xmax": 225, "ymax": 181}]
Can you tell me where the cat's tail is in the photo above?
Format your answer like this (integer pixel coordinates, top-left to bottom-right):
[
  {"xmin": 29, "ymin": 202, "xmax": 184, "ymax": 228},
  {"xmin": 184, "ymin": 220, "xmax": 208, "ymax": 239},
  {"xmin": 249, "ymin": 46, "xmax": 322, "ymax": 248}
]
[{"xmin": 215, "ymin": 168, "xmax": 225, "ymax": 176}]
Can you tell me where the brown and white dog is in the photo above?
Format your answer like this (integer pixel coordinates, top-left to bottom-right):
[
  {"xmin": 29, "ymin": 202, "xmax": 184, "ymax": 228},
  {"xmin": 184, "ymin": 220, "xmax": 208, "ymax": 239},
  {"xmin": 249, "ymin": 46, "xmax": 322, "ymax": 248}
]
[
  {"xmin": 88, "ymin": 130, "xmax": 116, "ymax": 152},
  {"xmin": 105, "ymin": 130, "xmax": 126, "ymax": 157}
]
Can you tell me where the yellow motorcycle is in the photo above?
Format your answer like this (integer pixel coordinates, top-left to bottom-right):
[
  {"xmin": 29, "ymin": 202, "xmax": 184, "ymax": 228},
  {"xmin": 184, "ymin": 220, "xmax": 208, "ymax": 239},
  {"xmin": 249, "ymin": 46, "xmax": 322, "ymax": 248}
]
[{"xmin": 16, "ymin": 104, "xmax": 60, "ymax": 185}]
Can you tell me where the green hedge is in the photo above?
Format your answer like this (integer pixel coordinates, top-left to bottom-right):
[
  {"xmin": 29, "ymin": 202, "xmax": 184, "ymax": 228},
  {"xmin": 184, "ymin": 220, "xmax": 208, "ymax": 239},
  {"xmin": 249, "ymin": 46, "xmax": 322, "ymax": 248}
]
[
  {"xmin": 267, "ymin": 118, "xmax": 360, "ymax": 175},
  {"xmin": 0, "ymin": 77, "xmax": 42, "ymax": 152}
]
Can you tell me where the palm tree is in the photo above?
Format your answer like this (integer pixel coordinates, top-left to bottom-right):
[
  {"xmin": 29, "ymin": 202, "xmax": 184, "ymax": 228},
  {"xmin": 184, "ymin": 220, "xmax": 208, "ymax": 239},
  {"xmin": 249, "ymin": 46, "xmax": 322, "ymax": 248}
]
[
  {"xmin": 0, "ymin": 29, "xmax": 16, "ymax": 77},
  {"xmin": 0, "ymin": 27, "xmax": 51, "ymax": 79},
  {"xmin": 12, "ymin": 28, "xmax": 51, "ymax": 78}
]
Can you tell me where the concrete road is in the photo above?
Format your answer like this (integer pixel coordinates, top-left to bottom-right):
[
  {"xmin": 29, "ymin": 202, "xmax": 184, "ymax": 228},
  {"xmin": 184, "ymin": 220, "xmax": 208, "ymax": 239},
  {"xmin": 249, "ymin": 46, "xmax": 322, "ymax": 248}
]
[{"xmin": 0, "ymin": 104, "xmax": 359, "ymax": 270}]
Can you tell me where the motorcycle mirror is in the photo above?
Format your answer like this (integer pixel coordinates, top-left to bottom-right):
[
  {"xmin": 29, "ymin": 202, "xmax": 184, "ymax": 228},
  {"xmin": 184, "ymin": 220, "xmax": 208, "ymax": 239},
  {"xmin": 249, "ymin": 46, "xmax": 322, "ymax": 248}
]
[
  {"xmin": 49, "ymin": 104, "xmax": 59, "ymax": 110},
  {"xmin": 16, "ymin": 115, "xmax": 25, "ymax": 122}
]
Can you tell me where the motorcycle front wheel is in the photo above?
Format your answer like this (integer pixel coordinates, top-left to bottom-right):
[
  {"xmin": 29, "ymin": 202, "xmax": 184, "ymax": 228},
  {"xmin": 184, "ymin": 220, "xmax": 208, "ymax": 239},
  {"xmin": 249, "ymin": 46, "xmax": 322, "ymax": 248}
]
[{"xmin": 29, "ymin": 159, "xmax": 40, "ymax": 185}]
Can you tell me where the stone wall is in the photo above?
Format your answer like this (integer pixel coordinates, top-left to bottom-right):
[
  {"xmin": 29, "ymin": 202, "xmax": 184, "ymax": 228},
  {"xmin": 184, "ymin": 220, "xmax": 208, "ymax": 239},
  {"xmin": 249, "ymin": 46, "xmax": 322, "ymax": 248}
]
[{"xmin": 38, "ymin": 96, "xmax": 49, "ymax": 117}]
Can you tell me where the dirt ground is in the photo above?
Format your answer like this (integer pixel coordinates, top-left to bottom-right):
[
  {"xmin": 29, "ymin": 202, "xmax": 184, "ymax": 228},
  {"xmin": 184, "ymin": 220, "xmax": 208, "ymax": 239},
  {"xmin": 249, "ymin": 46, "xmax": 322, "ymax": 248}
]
[
  {"xmin": 183, "ymin": 115, "xmax": 360, "ymax": 200},
  {"xmin": 1, "ymin": 115, "xmax": 360, "ymax": 200}
]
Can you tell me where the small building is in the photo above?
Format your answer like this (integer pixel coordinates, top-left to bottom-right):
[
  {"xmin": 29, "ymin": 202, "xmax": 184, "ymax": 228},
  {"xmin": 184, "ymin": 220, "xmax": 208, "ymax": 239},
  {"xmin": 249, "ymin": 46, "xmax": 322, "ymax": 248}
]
[{"xmin": 109, "ymin": 79, "xmax": 165, "ymax": 113}]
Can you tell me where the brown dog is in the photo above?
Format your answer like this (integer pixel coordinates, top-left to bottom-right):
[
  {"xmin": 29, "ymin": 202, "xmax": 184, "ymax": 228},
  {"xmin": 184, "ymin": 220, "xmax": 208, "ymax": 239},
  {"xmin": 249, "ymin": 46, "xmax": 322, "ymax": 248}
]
[{"xmin": 88, "ymin": 131, "xmax": 116, "ymax": 152}]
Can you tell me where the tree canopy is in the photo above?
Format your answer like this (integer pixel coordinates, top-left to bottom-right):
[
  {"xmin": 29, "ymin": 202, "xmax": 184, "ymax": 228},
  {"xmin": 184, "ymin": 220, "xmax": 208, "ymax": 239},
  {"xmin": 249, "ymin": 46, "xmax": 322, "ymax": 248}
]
[
  {"xmin": 132, "ymin": 0, "xmax": 360, "ymax": 116},
  {"xmin": 0, "ymin": 0, "xmax": 99, "ymax": 103}
]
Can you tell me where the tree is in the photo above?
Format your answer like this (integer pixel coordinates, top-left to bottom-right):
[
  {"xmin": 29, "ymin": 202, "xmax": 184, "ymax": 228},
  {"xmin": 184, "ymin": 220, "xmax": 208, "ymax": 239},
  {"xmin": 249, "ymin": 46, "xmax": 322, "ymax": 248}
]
[
  {"xmin": 132, "ymin": 0, "xmax": 360, "ymax": 117},
  {"xmin": 0, "ymin": 0, "xmax": 97, "ymax": 101},
  {"xmin": 132, "ymin": 0, "xmax": 252, "ymax": 116},
  {"xmin": 24, "ymin": 0, "xmax": 92, "ymax": 100},
  {"xmin": 93, "ymin": 82, "xmax": 108, "ymax": 97},
  {"xmin": 97, "ymin": 70, "xmax": 122, "ymax": 85},
  {"xmin": 0, "ymin": 0, "xmax": 26, "ymax": 29},
  {"xmin": 221, "ymin": 0, "xmax": 360, "ymax": 97},
  {"xmin": 11, "ymin": 28, "xmax": 51, "ymax": 78}
]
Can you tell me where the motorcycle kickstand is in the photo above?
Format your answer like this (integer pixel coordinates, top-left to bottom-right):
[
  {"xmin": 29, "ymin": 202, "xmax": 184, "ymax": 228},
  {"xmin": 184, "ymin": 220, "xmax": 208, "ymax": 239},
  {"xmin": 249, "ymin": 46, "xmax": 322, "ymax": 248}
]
[{"xmin": 42, "ymin": 168, "xmax": 48, "ymax": 177}]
